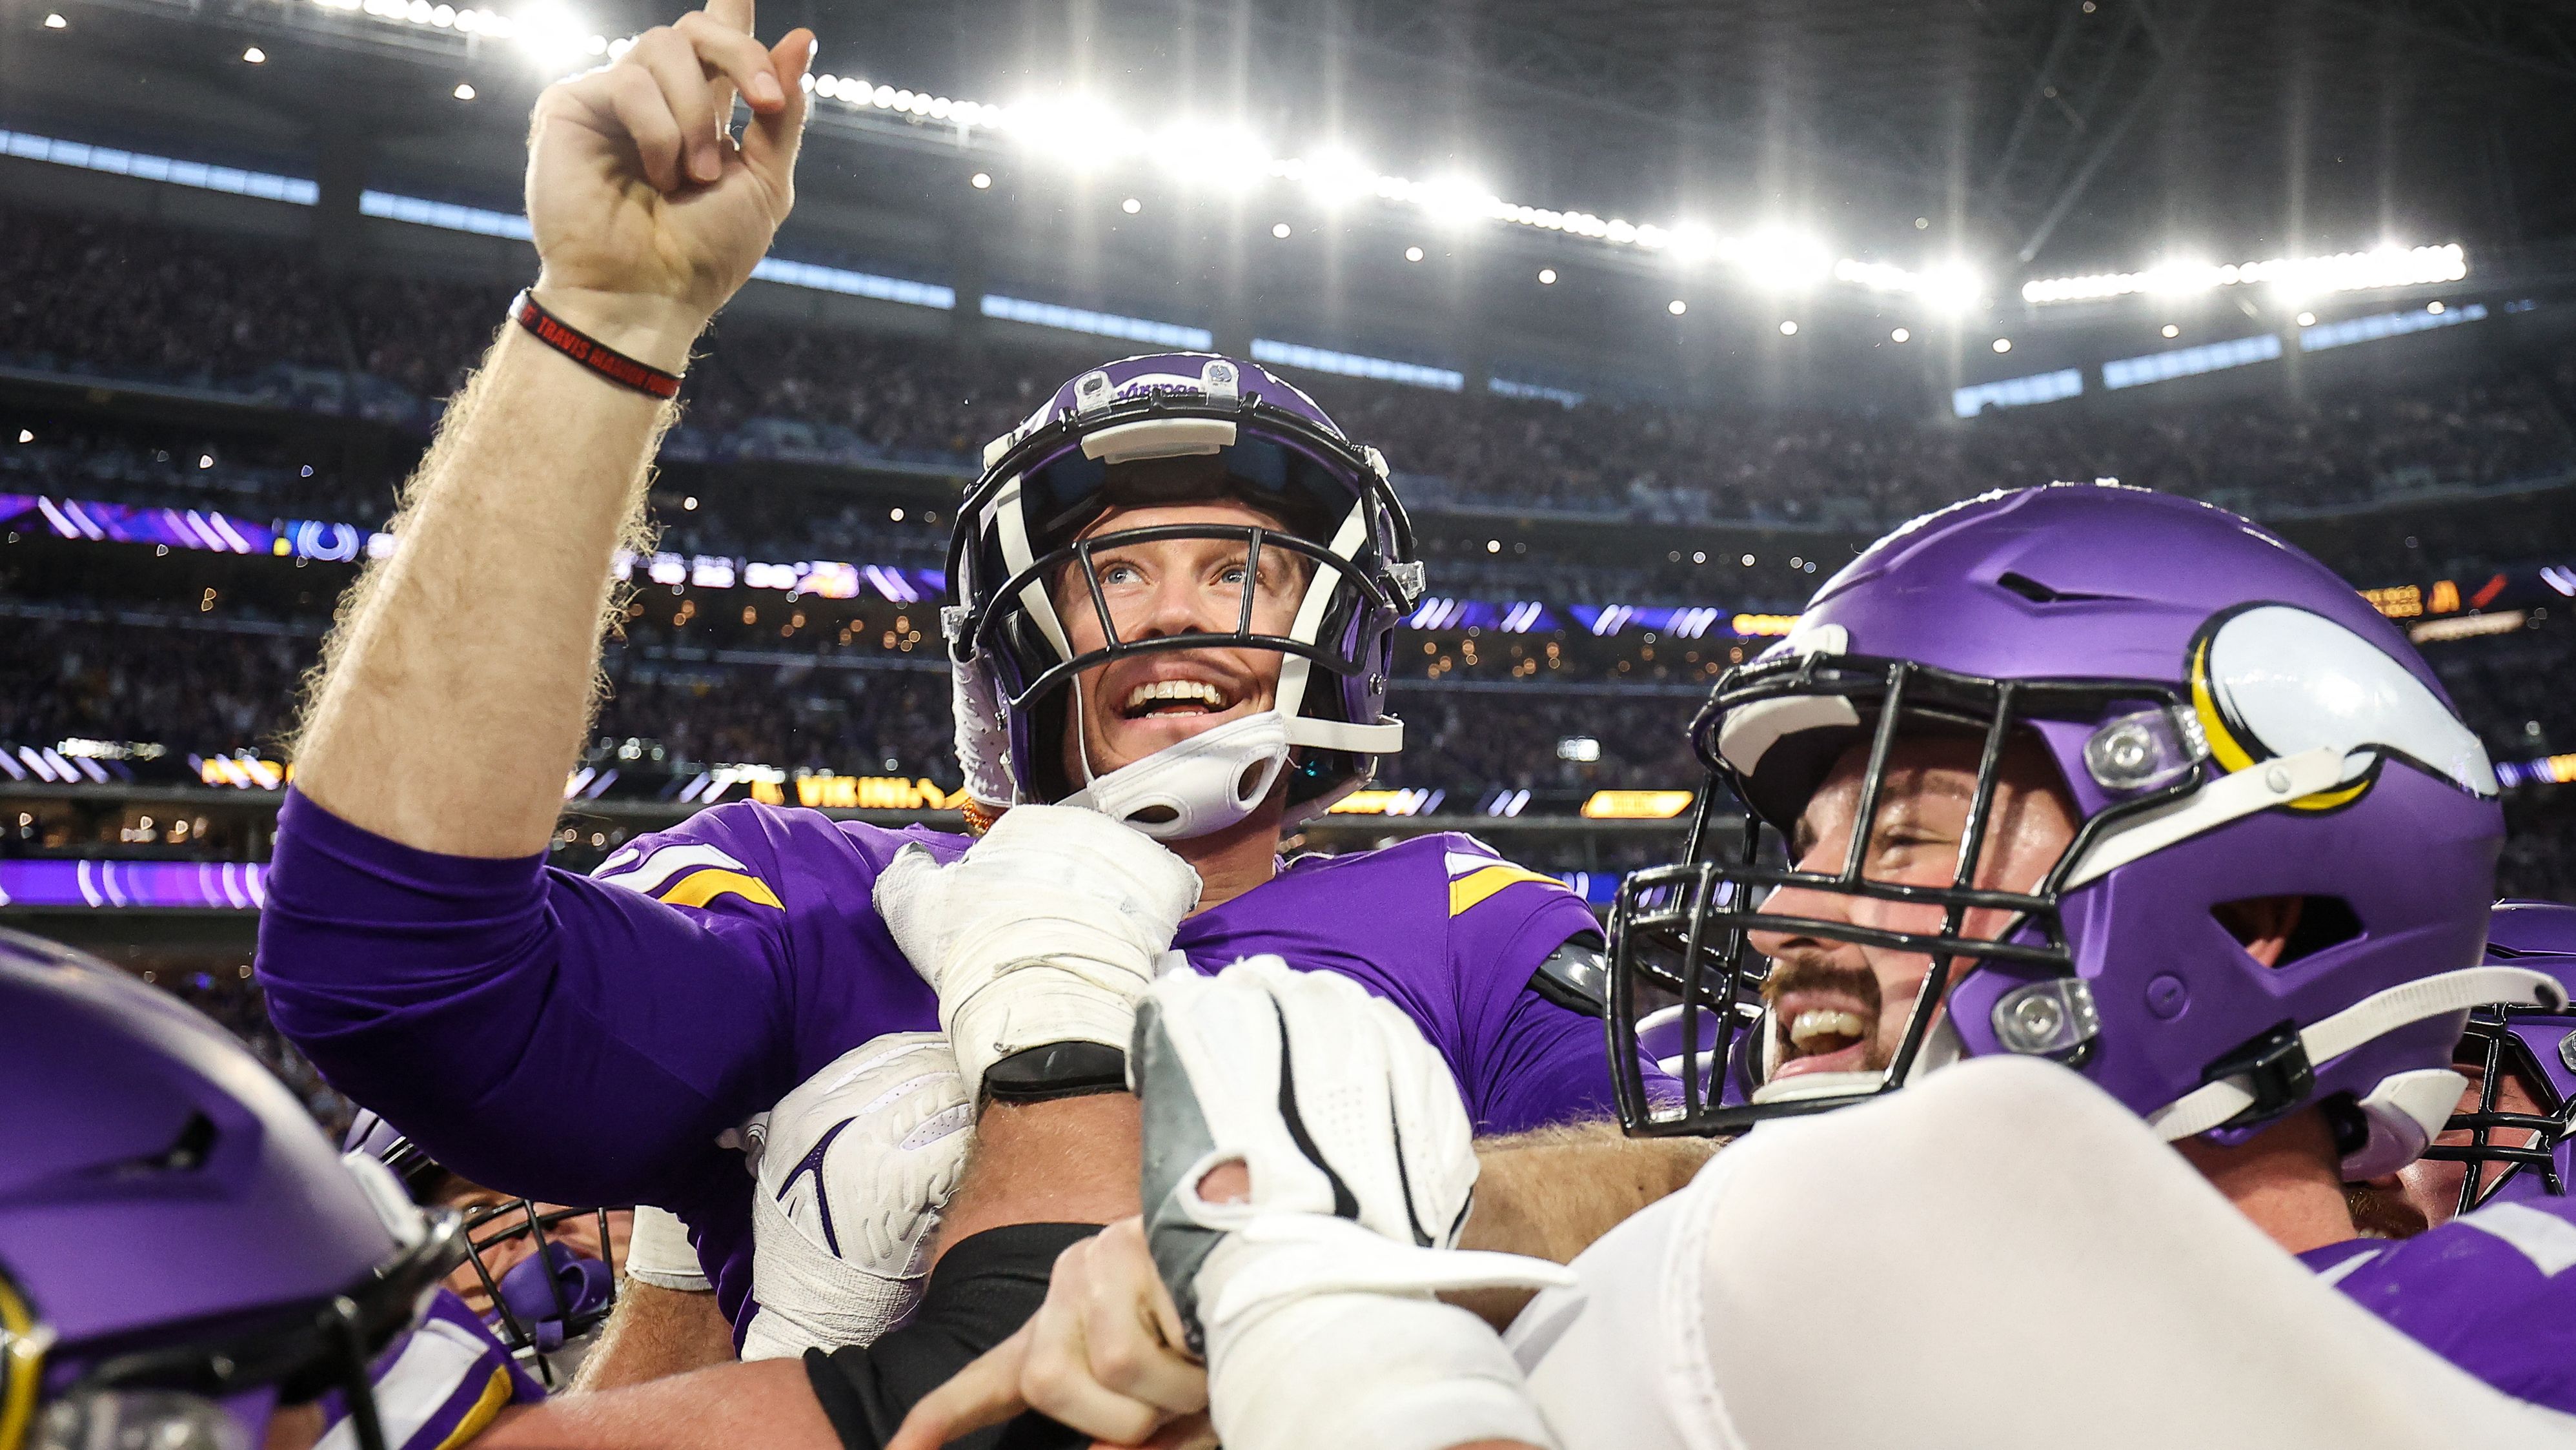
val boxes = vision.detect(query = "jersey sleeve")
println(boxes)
[254,789,935,1207]
[1437,838,1668,1134]
[2317,1196,2576,1414]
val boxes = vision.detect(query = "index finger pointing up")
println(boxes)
[700,0,753,119]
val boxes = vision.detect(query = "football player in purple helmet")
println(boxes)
[0,929,543,1450]
[254,5,1648,1444]
[2399,900,2576,1223]
[885,484,2576,1450]
[343,1111,628,1387]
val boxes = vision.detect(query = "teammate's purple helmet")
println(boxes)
[0,930,461,1450]
[2418,900,2576,1216]
[945,352,1421,836]
[1608,484,2559,1177]
[342,1111,618,1386]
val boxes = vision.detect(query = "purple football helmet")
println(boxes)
[1607,484,2560,1177]
[342,1112,617,1387]
[944,352,1421,837]
[0,929,462,1450]
[2416,900,2576,1216]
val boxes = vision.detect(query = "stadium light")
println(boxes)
[1993,337,2011,352]
[1667,299,1687,316]
[1271,221,1292,239]
[43,12,66,25]
[1537,267,1556,284]
[452,82,474,99]
[1120,196,1141,214]
[1405,245,1425,263]
[2021,244,2467,305]
[1778,320,1797,336]
[1889,327,1911,343]
[243,46,267,61]
[969,172,990,189]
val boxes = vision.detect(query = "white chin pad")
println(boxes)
[1064,711,1292,840]
[2340,1068,2468,1179]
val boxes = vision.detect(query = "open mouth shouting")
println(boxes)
[1764,961,1887,1083]
[1087,660,1268,768]
[1122,677,1233,719]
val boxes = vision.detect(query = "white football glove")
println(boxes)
[875,803,1202,1099]
[738,1032,975,1360]
[1132,957,1574,1450]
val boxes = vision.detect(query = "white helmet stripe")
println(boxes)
[993,477,1073,661]
[1272,502,1370,725]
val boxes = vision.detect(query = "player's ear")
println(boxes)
[2213,895,2307,968]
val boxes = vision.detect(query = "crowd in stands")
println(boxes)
[11,203,2576,538]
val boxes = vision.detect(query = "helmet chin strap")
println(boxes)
[1060,680,1293,841]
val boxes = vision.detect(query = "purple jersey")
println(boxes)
[2300,1196,2576,1413]
[257,790,1628,1333]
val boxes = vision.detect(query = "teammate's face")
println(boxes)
[1055,500,1310,783]
[1746,735,2079,1083]
[2395,1056,2550,1227]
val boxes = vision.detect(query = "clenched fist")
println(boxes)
[523,0,813,369]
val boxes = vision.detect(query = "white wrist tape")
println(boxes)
[622,1205,711,1293]
[1198,1215,1574,1331]
[875,804,1202,1098]
[1208,1290,1559,1450]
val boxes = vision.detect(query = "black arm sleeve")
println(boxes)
[801,1223,1102,1450]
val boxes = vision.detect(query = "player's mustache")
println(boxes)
[1758,952,1883,1017]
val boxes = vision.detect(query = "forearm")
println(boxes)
[478,1360,836,1450]
[570,1282,736,1393]
[929,1094,1142,1262]
[1441,1122,1717,1332]
[1463,1121,1718,1263]
[292,309,687,857]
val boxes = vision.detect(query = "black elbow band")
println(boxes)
[802,1222,1103,1450]
[982,1043,1131,1104]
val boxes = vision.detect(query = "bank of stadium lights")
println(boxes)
[291,0,2005,304]
[2020,243,2467,305]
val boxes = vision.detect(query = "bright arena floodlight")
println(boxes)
[299,0,2448,316]
[2020,243,2468,305]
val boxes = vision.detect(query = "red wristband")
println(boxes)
[507,291,684,400]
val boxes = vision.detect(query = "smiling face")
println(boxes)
[1744,733,2082,1085]
[1053,498,1315,788]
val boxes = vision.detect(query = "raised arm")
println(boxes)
[290,0,810,853]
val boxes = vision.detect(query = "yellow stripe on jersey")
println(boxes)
[657,868,785,911]
[431,1366,520,1450]
[1448,863,1565,917]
